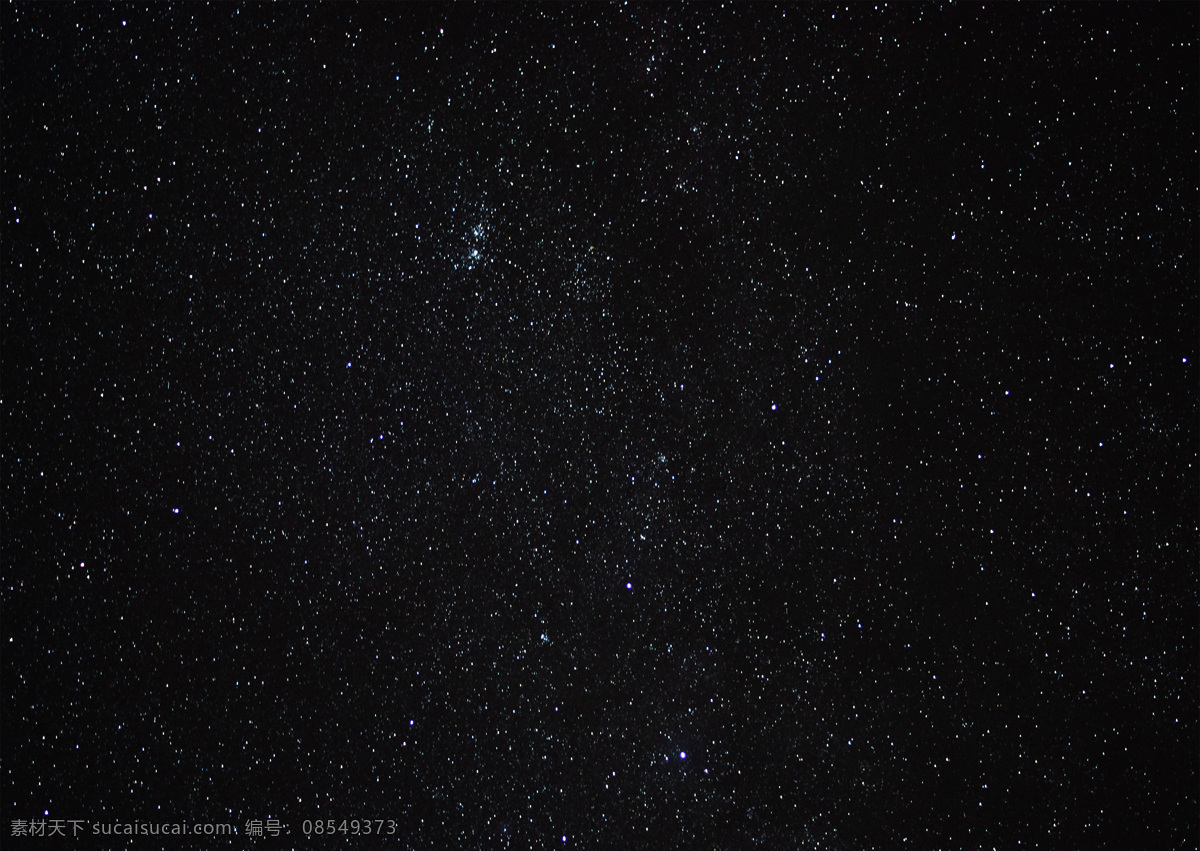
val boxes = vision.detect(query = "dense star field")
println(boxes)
[3,3,1197,848]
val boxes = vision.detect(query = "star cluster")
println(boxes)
[4,3,1196,848]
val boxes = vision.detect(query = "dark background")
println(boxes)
[4,3,1196,848]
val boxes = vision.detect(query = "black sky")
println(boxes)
[3,3,1197,848]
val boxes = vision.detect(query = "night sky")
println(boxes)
[3,3,1197,848]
